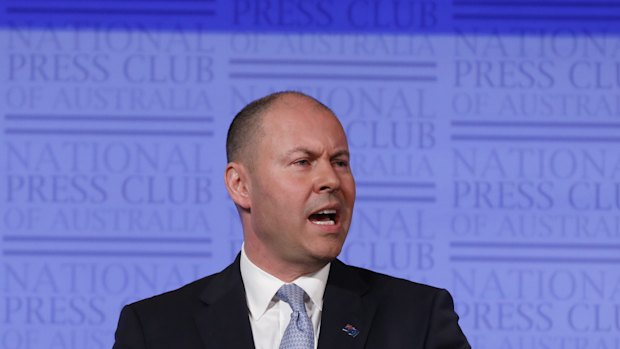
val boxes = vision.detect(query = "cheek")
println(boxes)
[251,173,309,216]
[342,179,356,201]
[255,189,304,224]
[249,184,280,227]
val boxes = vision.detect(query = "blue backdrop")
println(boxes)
[1,1,620,348]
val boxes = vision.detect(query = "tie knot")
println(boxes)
[276,284,307,313]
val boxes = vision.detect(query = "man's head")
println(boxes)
[224,91,356,281]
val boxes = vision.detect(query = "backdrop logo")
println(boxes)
[2,4,620,349]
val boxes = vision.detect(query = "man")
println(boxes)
[113,91,470,349]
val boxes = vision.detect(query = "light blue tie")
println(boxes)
[277,284,314,349]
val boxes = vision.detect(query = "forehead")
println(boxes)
[260,96,348,153]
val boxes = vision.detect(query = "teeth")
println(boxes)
[312,220,335,225]
[309,209,337,226]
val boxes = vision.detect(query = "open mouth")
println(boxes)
[308,209,338,226]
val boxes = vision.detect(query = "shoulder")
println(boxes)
[127,272,214,312]
[112,273,219,348]
[329,261,470,348]
[334,259,443,296]
[331,260,456,314]
[124,259,240,317]
[113,260,245,348]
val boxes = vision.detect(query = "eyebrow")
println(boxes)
[284,147,350,159]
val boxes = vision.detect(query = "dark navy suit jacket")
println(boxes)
[113,256,471,349]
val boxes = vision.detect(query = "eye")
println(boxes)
[293,159,311,167]
[333,159,349,168]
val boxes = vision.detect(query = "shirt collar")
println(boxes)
[240,244,330,320]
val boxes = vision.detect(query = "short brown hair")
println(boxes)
[226,91,334,163]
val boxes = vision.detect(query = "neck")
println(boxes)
[243,241,326,283]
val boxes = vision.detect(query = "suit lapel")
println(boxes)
[194,257,255,349]
[318,260,376,349]
[191,257,376,349]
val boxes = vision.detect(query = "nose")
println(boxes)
[314,160,341,193]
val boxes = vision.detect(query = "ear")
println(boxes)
[225,162,252,209]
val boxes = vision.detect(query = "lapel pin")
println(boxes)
[342,324,360,338]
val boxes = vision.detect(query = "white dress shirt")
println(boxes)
[240,246,330,349]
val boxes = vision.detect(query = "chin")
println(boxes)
[313,245,344,262]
